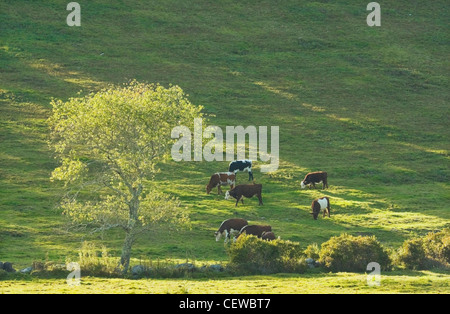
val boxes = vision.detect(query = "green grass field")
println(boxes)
[1,271,449,294]
[0,0,449,293]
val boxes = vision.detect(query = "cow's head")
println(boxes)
[310,205,320,220]
[214,231,221,241]
[310,212,318,220]
[206,185,212,194]
[301,181,306,189]
[224,191,231,200]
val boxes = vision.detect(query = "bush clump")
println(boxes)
[0,269,8,280]
[227,235,307,274]
[394,238,428,270]
[304,243,320,261]
[73,241,118,277]
[395,229,449,270]
[319,233,391,272]
[423,228,450,266]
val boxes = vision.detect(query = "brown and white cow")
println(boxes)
[310,197,331,220]
[301,171,328,189]
[206,172,236,195]
[215,218,248,243]
[224,184,263,207]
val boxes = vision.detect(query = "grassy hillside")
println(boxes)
[0,0,449,292]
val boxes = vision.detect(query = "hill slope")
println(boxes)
[0,0,449,271]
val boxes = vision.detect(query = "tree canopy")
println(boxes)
[48,81,203,272]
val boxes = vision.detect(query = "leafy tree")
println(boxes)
[48,81,203,273]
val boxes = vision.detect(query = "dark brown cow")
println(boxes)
[237,225,272,239]
[206,172,236,195]
[301,171,328,189]
[311,197,331,220]
[224,184,263,207]
[261,231,276,241]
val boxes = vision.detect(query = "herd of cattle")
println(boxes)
[208,160,331,243]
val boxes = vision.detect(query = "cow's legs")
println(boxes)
[248,171,254,181]
[224,230,229,243]
[236,195,244,206]
[257,194,263,205]
[218,185,222,195]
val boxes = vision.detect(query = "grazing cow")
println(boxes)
[301,171,328,189]
[228,160,254,181]
[215,218,248,243]
[224,184,263,207]
[310,197,331,220]
[237,225,272,239]
[261,231,276,241]
[206,172,236,195]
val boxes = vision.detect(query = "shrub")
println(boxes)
[227,235,307,274]
[30,263,69,278]
[394,238,428,270]
[0,269,8,280]
[131,259,202,279]
[319,233,391,272]
[395,229,450,270]
[304,243,320,261]
[74,241,119,277]
[423,228,450,267]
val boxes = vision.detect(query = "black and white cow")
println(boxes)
[301,171,328,189]
[228,160,253,181]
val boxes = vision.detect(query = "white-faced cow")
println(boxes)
[301,171,328,189]
[206,172,236,195]
[215,218,248,243]
[228,160,253,181]
[311,197,331,220]
[224,184,263,207]
[237,224,272,239]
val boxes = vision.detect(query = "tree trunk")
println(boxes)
[119,228,134,273]
[118,185,142,274]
